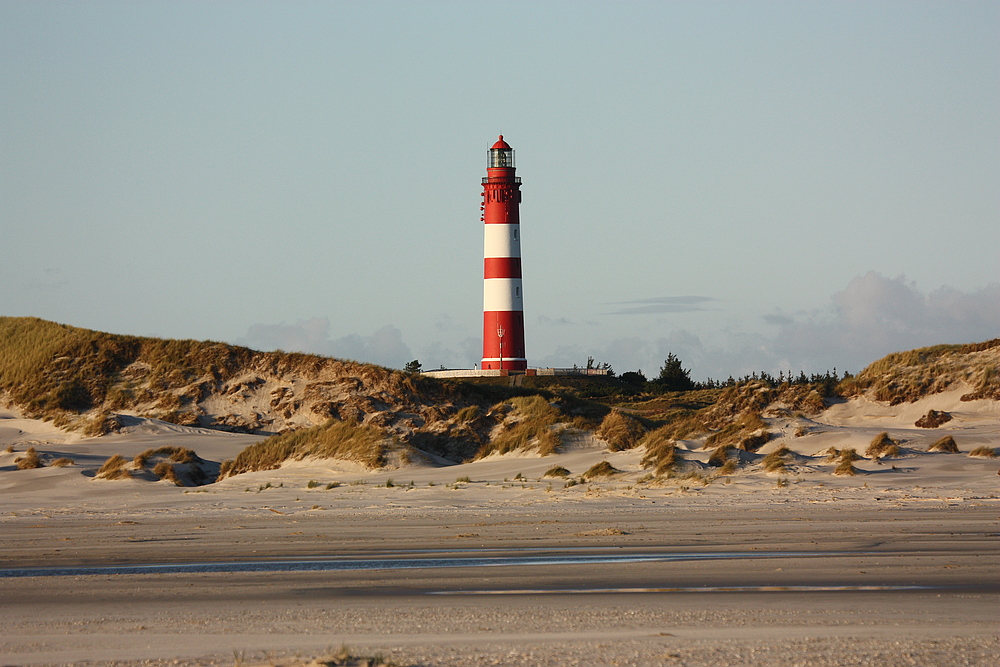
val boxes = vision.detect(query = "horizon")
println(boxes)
[2,2,997,379]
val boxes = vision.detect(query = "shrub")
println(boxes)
[596,409,647,452]
[866,432,900,458]
[15,447,42,469]
[96,454,132,480]
[928,436,959,453]
[543,466,570,478]
[583,461,621,479]
[915,409,952,428]
[968,446,997,458]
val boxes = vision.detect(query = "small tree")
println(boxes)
[403,359,422,373]
[656,353,693,391]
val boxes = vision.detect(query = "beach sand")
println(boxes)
[1,388,998,666]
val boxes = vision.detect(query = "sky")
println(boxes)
[2,1,998,381]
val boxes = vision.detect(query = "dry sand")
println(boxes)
[1,388,998,666]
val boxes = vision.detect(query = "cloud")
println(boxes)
[549,273,1000,381]
[768,272,1000,373]
[236,317,413,369]
[604,296,717,316]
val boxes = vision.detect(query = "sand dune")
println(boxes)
[1,389,998,666]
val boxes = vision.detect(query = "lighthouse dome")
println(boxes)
[491,135,511,150]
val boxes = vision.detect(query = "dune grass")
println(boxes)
[134,446,199,467]
[583,460,622,479]
[14,447,42,470]
[866,432,901,458]
[152,461,182,485]
[639,425,683,476]
[595,409,647,451]
[718,458,739,475]
[704,412,768,451]
[221,419,387,477]
[543,465,571,478]
[839,339,1000,403]
[928,435,959,453]
[968,446,997,458]
[761,446,791,473]
[708,443,735,467]
[477,395,565,458]
[834,459,859,476]
[50,457,74,467]
[96,454,132,480]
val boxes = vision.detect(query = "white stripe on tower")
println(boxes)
[481,135,526,371]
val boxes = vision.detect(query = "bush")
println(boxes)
[915,409,952,428]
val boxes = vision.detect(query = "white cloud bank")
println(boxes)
[235,272,999,379]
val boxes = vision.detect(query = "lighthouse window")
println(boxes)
[515,286,520,297]
[513,229,518,240]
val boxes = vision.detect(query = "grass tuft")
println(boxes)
[152,461,182,485]
[543,465,570,478]
[761,446,791,473]
[479,395,565,458]
[14,447,43,469]
[834,459,859,476]
[640,426,682,476]
[222,419,387,477]
[968,446,997,458]
[718,458,739,475]
[595,409,647,451]
[583,460,621,479]
[865,432,901,458]
[49,457,75,467]
[96,454,132,480]
[928,435,959,453]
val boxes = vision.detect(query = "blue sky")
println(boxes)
[2,1,998,380]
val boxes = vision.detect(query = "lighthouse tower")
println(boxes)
[481,135,526,371]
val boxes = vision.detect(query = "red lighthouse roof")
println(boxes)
[491,135,511,149]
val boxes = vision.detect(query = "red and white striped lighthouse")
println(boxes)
[481,135,526,371]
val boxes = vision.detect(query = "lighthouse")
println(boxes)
[481,135,526,371]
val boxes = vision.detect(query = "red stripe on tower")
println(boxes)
[481,135,526,370]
